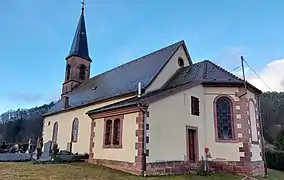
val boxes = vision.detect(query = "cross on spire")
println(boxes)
[81,0,85,13]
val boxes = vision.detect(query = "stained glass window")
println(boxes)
[104,120,112,145]
[113,119,121,145]
[52,122,58,143]
[216,97,233,139]
[71,118,79,142]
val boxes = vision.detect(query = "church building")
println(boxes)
[42,5,265,177]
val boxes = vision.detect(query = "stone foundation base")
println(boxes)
[88,158,265,177]
[89,159,197,176]
[209,160,265,177]
[251,161,265,177]
[146,161,197,176]
[88,158,142,175]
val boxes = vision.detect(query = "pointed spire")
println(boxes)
[66,0,91,61]
[81,0,85,13]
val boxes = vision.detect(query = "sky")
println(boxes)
[0,0,284,113]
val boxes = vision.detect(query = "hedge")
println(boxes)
[265,149,284,170]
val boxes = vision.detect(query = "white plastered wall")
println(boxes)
[147,86,245,163]
[204,87,244,161]
[146,46,190,93]
[92,112,138,162]
[147,85,205,163]
[42,96,134,154]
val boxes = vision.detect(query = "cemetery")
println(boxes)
[0,138,282,179]
[0,138,88,164]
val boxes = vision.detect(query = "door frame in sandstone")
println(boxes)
[186,126,199,163]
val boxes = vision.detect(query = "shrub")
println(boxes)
[51,143,60,160]
[274,130,284,151]
[82,153,89,159]
[196,157,211,176]
[265,149,284,170]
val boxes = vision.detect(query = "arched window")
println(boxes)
[66,64,71,80]
[249,100,258,142]
[113,119,121,145]
[178,57,184,67]
[52,122,58,143]
[71,118,79,142]
[79,64,86,80]
[104,120,112,145]
[216,97,233,140]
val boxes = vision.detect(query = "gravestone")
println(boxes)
[32,149,38,160]
[39,141,52,160]
[0,153,31,161]
[26,139,31,154]
[67,142,72,152]
[36,137,43,159]
[14,144,19,153]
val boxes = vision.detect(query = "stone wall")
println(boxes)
[209,160,264,177]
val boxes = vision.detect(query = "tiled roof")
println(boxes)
[86,97,139,115]
[86,60,261,115]
[45,41,189,116]
[164,60,260,92]
[163,60,245,89]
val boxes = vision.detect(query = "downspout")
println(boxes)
[137,82,147,176]
[202,89,207,159]
[257,94,268,177]
[137,102,148,176]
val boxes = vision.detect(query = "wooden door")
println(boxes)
[188,129,197,163]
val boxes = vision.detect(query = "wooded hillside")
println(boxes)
[0,92,282,144]
[0,102,54,143]
[261,92,284,144]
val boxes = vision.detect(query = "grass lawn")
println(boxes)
[258,169,284,180]
[0,162,282,180]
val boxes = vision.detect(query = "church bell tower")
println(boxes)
[62,2,91,98]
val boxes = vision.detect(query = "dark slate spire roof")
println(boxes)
[66,7,91,61]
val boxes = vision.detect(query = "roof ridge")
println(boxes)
[144,41,185,89]
[202,60,208,79]
[85,40,184,83]
[205,60,244,81]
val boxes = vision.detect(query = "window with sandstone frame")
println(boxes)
[103,115,123,148]
[191,96,200,116]
[214,95,238,143]
[249,99,259,144]
[113,118,121,145]
[71,118,79,143]
[104,120,112,146]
